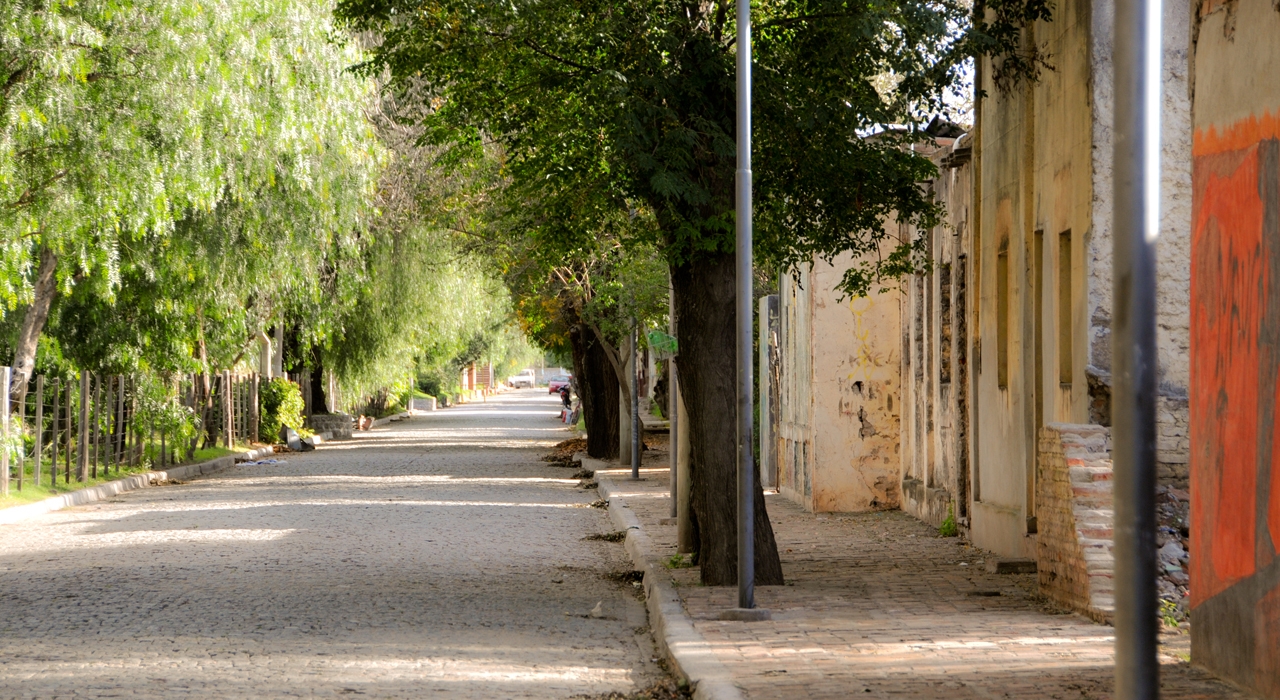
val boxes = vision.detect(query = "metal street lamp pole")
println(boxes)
[1112,0,1161,695]
[735,0,756,612]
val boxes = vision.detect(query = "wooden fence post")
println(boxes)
[90,374,101,479]
[2,367,10,496]
[77,371,89,482]
[250,374,259,443]
[51,379,59,485]
[15,373,24,492]
[64,379,72,483]
[224,370,233,450]
[132,378,142,467]
[109,377,117,473]
[34,376,43,487]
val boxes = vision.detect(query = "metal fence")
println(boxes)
[1,369,263,496]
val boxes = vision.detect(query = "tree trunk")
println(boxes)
[309,347,328,415]
[671,252,783,586]
[570,322,619,460]
[9,246,58,410]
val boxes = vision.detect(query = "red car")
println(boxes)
[548,375,572,394]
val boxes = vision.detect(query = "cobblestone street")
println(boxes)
[0,390,662,698]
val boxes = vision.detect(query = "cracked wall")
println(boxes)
[777,253,902,512]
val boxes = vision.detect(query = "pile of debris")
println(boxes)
[1155,484,1191,624]
[542,437,587,467]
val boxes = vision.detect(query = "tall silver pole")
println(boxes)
[1112,0,1161,695]
[735,0,756,611]
[630,322,641,480]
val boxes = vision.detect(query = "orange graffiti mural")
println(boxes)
[1191,112,1280,696]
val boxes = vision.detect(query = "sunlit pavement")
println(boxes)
[0,389,661,698]
[600,462,1258,700]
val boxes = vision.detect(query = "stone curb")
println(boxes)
[581,455,745,700]
[304,431,335,448]
[0,445,276,527]
[371,412,410,428]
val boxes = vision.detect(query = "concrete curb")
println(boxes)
[0,446,276,527]
[582,455,745,700]
[371,412,410,428]
[303,431,334,448]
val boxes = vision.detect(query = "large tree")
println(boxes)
[336,0,1036,585]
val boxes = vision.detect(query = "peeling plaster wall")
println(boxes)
[777,255,902,512]
[1088,0,1193,483]
[900,139,973,528]
[1189,0,1280,693]
[968,0,1193,558]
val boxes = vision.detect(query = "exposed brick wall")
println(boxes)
[1156,395,1189,486]
[1036,424,1114,622]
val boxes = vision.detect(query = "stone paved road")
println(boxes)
[0,390,661,698]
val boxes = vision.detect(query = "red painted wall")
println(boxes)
[1191,109,1280,697]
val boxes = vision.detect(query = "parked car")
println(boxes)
[508,369,536,388]
[547,374,572,394]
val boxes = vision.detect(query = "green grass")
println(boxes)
[0,443,251,510]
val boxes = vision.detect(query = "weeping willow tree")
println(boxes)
[319,86,538,406]
[1,0,383,406]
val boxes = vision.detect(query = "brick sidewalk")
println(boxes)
[596,457,1256,700]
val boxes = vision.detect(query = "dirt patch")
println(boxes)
[604,569,643,584]
[542,438,587,466]
[571,678,691,700]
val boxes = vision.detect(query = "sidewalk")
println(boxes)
[591,454,1256,700]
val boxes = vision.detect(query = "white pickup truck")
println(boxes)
[507,369,536,388]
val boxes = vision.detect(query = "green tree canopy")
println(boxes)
[333,0,1036,585]
[1,0,384,400]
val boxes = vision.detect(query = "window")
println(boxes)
[996,244,1009,389]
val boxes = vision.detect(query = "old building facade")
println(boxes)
[957,0,1190,557]
[771,0,1194,552]
[774,255,902,513]
[1189,0,1280,693]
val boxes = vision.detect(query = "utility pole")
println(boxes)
[725,0,767,621]
[1112,0,1161,695]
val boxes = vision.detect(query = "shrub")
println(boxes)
[939,503,959,537]
[260,378,304,442]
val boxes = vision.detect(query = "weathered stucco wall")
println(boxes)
[1089,0,1194,483]
[778,255,902,512]
[900,138,973,528]
[1189,0,1280,694]
[968,0,1192,558]
[778,266,813,504]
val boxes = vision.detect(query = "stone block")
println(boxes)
[306,413,353,440]
[985,558,1037,574]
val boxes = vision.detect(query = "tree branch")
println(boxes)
[712,1,729,42]
[4,170,68,210]
[760,12,857,28]
[2,62,29,101]
[481,30,600,75]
